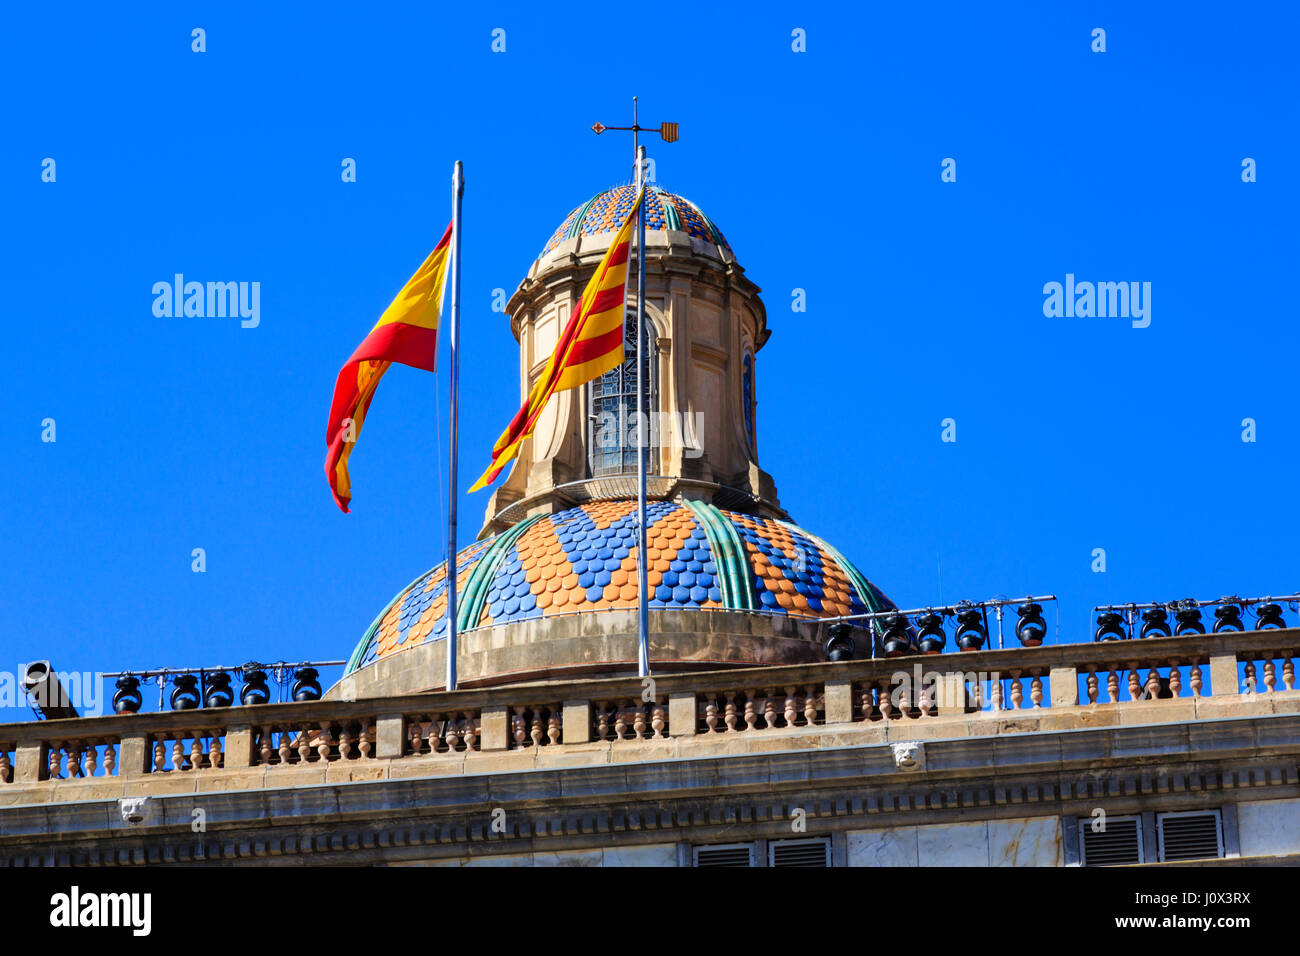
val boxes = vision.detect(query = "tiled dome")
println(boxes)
[346,500,897,674]
[539,184,733,259]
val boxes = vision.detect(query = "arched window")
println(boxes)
[742,352,756,454]
[587,314,658,477]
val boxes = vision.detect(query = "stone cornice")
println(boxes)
[3,712,1298,866]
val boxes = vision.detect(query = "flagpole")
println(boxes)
[446,160,464,692]
[634,139,651,679]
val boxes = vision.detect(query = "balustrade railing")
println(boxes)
[509,704,562,749]
[2,628,1298,787]
[697,686,824,733]
[592,699,667,741]
[148,730,225,773]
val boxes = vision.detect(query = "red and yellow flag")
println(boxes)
[469,190,642,492]
[325,222,453,512]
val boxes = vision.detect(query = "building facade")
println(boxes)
[2,180,1298,867]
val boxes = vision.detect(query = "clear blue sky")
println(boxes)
[3,2,1295,718]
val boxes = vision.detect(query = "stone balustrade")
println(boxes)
[1,628,1297,789]
[591,699,667,741]
[697,686,823,733]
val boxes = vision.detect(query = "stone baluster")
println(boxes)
[359,724,373,759]
[651,705,666,738]
[971,680,983,712]
[49,746,62,779]
[463,717,479,751]
[632,706,647,740]
[725,695,740,732]
[1264,660,1277,693]
[1008,674,1023,710]
[1087,672,1099,704]
[858,685,875,720]
[260,731,273,765]
[547,711,562,745]
[989,679,1003,711]
[511,708,527,748]
[103,742,116,776]
[1145,668,1160,702]
[1127,669,1141,702]
[1030,674,1043,708]
[278,730,292,765]
[85,742,98,777]
[898,677,913,717]
[153,741,166,773]
[190,737,204,770]
[804,690,819,726]
[879,679,895,719]
[1169,666,1182,698]
[209,734,222,769]
[1284,658,1295,691]
[447,717,464,752]
[613,706,628,741]
[763,691,779,729]
[704,698,719,733]
[1107,671,1120,703]
[529,710,544,747]
[296,729,312,763]
[1244,661,1257,694]
[410,721,425,756]
[339,727,353,760]
[1190,664,1203,697]
[743,693,758,731]
[918,679,933,718]
[315,726,333,763]
[172,739,185,771]
[783,688,798,727]
[596,703,610,741]
[0,751,10,783]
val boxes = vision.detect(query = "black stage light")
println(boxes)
[240,669,271,706]
[203,672,233,708]
[1016,602,1047,647]
[1213,603,1244,633]
[824,623,856,661]
[1255,602,1286,630]
[112,675,142,715]
[916,612,946,655]
[292,667,322,702]
[954,607,987,651]
[1173,599,1205,636]
[170,674,201,710]
[879,614,913,657]
[1140,607,1171,639]
[1095,611,1125,642]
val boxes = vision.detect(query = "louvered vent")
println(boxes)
[693,843,754,867]
[1158,812,1222,861]
[1080,817,1143,866]
[768,838,830,867]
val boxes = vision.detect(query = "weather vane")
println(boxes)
[591,96,678,161]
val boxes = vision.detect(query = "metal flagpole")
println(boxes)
[446,160,464,692]
[589,100,678,679]
[634,139,650,678]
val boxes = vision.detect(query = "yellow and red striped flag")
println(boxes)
[469,189,642,492]
[325,222,453,512]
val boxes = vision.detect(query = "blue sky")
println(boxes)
[2,2,1295,717]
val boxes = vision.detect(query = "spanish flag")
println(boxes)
[325,222,453,512]
[470,189,642,492]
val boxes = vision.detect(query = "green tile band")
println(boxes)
[456,514,544,632]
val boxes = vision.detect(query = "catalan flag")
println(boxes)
[470,188,642,492]
[325,222,453,512]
